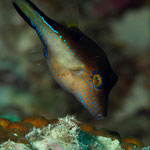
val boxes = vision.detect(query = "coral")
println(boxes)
[79,124,95,134]
[21,116,49,128]
[0,140,31,150]
[0,115,149,150]
[0,118,11,130]
[121,142,137,150]
[0,126,8,144]
[121,137,144,148]
[48,118,58,124]
[94,128,121,141]
[7,122,29,132]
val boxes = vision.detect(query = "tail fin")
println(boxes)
[12,0,61,58]
[12,0,59,30]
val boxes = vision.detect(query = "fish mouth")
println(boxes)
[94,94,108,120]
[95,112,107,120]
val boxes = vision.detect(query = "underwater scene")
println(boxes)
[0,0,150,149]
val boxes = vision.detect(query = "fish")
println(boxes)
[12,0,118,120]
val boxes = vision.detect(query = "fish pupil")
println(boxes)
[94,77,99,83]
[93,76,99,86]
[93,74,103,88]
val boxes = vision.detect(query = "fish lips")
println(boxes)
[94,93,109,120]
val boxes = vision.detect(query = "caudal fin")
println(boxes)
[12,0,59,30]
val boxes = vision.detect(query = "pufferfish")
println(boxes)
[12,0,118,120]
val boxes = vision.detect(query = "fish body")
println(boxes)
[12,0,118,120]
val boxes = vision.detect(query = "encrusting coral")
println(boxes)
[21,116,49,128]
[0,118,11,130]
[0,115,149,150]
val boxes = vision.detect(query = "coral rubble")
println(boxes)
[0,115,150,150]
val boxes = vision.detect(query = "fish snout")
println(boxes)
[95,111,107,120]
[93,94,108,120]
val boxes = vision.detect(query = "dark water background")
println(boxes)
[0,0,150,146]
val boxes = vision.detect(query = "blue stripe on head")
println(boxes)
[44,45,48,58]
[33,10,59,34]
[91,107,99,115]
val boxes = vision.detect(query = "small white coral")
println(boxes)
[0,115,150,150]
[97,137,122,150]
[25,115,80,150]
[0,140,30,150]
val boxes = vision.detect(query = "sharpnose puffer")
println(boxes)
[12,0,118,120]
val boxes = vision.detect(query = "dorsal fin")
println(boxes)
[65,2,79,28]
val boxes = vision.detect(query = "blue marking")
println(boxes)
[48,32,51,39]
[36,26,40,36]
[63,40,66,42]
[71,53,74,55]
[39,25,43,33]
[65,43,67,46]
[98,73,103,88]
[85,97,87,100]
[88,75,93,79]
[90,70,96,75]
[44,46,48,58]
[67,47,69,49]
[45,30,48,36]
[26,14,35,27]
[33,18,36,23]
[42,27,46,34]
[60,36,62,38]
[81,100,88,110]
[38,22,42,28]
[93,85,99,93]
[90,104,98,111]
[89,101,96,108]
[34,10,58,34]
[91,107,99,115]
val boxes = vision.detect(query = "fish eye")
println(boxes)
[93,74,103,88]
